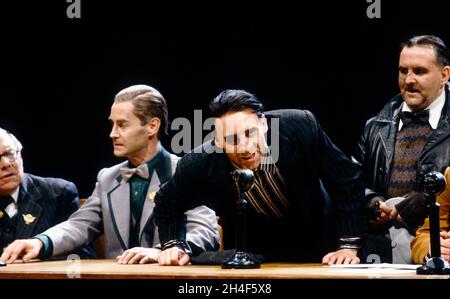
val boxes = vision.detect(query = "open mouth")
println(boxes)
[406,89,419,94]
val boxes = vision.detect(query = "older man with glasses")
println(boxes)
[0,128,94,259]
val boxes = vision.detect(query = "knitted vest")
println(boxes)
[387,121,433,197]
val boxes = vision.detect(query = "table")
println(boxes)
[0,260,448,279]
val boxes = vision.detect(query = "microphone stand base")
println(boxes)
[221,251,261,269]
[416,257,450,275]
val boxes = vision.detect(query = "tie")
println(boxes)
[0,195,14,221]
[119,163,149,182]
[399,110,430,127]
[0,196,14,210]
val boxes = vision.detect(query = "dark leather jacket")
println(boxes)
[352,84,450,202]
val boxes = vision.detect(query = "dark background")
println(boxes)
[1,0,449,197]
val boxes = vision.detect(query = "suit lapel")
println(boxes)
[107,178,130,250]
[373,96,404,175]
[15,175,43,239]
[422,118,449,155]
[421,98,450,157]
[138,171,158,241]
[208,151,236,213]
[377,121,396,167]
[138,148,173,242]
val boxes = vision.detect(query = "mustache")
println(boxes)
[405,84,419,92]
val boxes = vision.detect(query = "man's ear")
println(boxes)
[147,117,161,137]
[441,66,450,85]
[16,151,24,175]
[260,114,268,134]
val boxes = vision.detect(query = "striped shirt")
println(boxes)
[232,152,289,218]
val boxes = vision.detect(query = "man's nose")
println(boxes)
[237,136,257,153]
[234,136,246,153]
[405,70,416,84]
[0,156,12,168]
[110,126,119,138]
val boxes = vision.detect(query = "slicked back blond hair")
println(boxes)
[0,128,23,151]
[114,85,168,137]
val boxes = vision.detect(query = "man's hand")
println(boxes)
[322,249,360,265]
[116,247,161,264]
[0,239,43,263]
[440,231,450,261]
[371,201,404,225]
[158,247,190,266]
[374,201,393,223]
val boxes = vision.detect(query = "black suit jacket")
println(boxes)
[14,173,95,258]
[155,109,364,262]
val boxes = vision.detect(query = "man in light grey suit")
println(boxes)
[0,85,220,264]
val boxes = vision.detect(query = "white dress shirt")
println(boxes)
[399,89,446,131]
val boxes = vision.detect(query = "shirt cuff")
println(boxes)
[33,234,53,259]
[337,237,362,250]
[162,239,190,253]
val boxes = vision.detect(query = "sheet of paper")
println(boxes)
[329,263,420,270]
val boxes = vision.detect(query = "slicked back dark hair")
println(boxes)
[209,89,264,118]
[400,35,450,67]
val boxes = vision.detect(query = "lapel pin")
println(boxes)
[0,211,4,219]
[148,191,156,201]
[22,214,36,225]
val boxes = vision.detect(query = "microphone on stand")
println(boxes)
[422,172,446,195]
[417,171,450,275]
[231,169,256,194]
[222,169,261,269]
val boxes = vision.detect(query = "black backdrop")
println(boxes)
[1,0,449,197]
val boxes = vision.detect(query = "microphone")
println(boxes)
[231,169,255,193]
[422,171,446,196]
[222,168,260,269]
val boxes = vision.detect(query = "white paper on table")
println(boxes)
[328,263,421,270]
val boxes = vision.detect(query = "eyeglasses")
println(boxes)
[0,149,18,163]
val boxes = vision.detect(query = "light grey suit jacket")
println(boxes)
[41,150,220,259]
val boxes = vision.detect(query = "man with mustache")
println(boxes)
[352,35,450,263]
[155,89,365,265]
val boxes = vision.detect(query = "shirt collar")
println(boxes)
[399,89,446,131]
[10,187,19,203]
[127,142,163,170]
